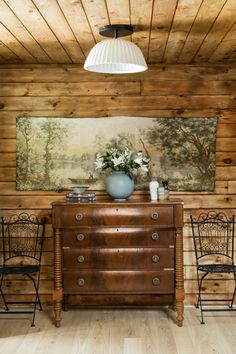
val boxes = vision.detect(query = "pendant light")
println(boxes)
[84,24,148,74]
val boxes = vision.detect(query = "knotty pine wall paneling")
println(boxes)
[0,64,236,306]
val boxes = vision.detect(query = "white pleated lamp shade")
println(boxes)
[84,38,148,74]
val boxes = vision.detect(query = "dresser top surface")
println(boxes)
[51,197,184,207]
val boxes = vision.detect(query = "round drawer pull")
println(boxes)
[78,278,85,286]
[75,213,83,221]
[77,233,85,241]
[152,277,160,286]
[151,212,158,220]
[77,255,85,263]
[152,255,160,263]
[151,232,159,240]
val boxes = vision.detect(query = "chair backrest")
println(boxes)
[1,213,46,265]
[190,211,235,263]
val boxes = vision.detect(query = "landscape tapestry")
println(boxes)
[16,116,217,191]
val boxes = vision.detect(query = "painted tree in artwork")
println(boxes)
[40,120,67,186]
[146,118,216,190]
[16,117,34,184]
[105,133,135,152]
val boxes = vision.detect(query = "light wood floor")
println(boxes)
[0,306,236,354]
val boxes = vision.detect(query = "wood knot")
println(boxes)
[176,110,184,115]
[224,158,232,165]
[0,103,5,109]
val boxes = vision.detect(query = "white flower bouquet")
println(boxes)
[95,148,150,179]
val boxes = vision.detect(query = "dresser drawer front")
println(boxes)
[63,270,174,293]
[63,247,174,269]
[58,206,174,227]
[62,228,174,247]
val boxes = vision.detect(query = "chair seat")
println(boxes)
[0,265,40,275]
[198,264,236,273]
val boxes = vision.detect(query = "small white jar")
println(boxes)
[149,177,159,201]
[158,187,165,201]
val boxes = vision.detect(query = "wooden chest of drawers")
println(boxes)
[52,198,184,327]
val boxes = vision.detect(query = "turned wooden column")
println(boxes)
[175,206,185,326]
[53,228,62,327]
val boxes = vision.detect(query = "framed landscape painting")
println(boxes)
[16,116,217,191]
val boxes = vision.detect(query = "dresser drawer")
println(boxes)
[63,247,174,269]
[62,228,174,247]
[58,205,174,227]
[63,270,174,293]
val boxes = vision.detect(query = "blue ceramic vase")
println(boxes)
[105,171,134,201]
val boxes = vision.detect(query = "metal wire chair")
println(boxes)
[190,211,236,324]
[0,213,46,326]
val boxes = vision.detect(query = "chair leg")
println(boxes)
[196,272,208,308]
[229,272,236,308]
[196,272,208,324]
[0,275,9,311]
[26,273,42,327]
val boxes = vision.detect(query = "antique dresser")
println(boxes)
[52,198,184,327]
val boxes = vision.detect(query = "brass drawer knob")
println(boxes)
[152,277,160,286]
[151,232,159,240]
[75,213,83,221]
[152,255,160,263]
[77,255,85,263]
[151,212,158,220]
[78,278,85,286]
[77,233,85,241]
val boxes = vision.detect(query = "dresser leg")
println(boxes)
[176,300,184,327]
[54,300,62,327]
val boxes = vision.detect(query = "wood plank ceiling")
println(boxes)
[0,0,235,65]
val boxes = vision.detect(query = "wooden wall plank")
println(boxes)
[0,153,15,167]
[228,181,236,194]
[217,138,236,151]
[216,152,236,166]
[0,95,235,110]
[0,126,15,138]
[0,139,15,152]
[0,194,235,210]
[0,64,236,82]
[142,80,236,96]
[0,168,15,181]
[0,82,141,97]
[216,166,236,180]
[217,124,236,138]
